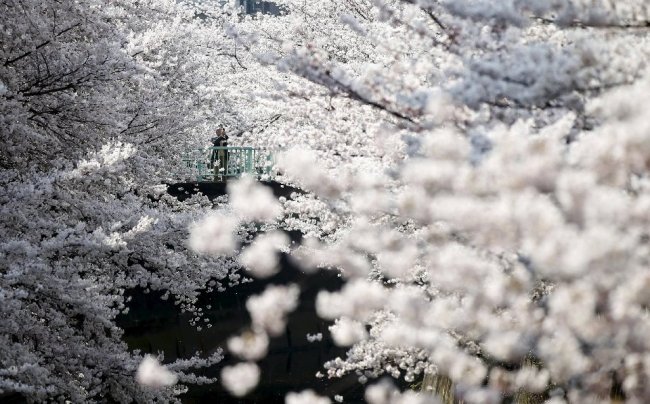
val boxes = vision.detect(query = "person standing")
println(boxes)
[209,125,228,182]
[216,126,229,180]
[210,126,229,181]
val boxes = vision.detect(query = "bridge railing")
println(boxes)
[180,146,276,182]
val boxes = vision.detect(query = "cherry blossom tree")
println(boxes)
[206,1,650,402]
[0,0,260,401]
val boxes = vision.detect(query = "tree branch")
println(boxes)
[3,23,82,67]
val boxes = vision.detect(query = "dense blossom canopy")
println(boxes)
[0,0,244,401]
[3,0,650,402]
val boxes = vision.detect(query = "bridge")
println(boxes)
[179,146,275,182]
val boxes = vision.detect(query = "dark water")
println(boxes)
[117,181,365,403]
[118,255,365,403]
[165,180,303,202]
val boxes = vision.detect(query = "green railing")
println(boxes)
[180,146,275,182]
